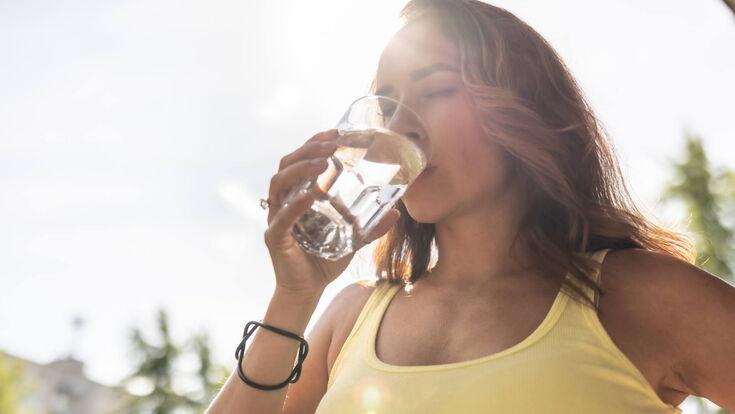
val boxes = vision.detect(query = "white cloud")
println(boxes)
[257,82,305,121]
[217,178,268,228]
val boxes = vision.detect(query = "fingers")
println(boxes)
[306,128,338,144]
[265,187,317,247]
[279,130,338,171]
[268,157,329,208]
[267,129,339,224]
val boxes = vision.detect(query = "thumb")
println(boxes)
[361,208,401,245]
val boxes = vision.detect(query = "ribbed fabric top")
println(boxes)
[314,248,682,413]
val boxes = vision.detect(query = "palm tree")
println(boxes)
[187,332,230,411]
[120,308,230,414]
[121,308,198,414]
[662,132,734,280]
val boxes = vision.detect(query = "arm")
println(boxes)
[631,249,735,409]
[666,259,735,409]
[205,287,323,414]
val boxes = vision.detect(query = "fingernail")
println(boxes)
[311,157,327,165]
[320,141,337,148]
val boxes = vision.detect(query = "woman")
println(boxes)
[207,1,735,413]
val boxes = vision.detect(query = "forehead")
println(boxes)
[378,18,459,75]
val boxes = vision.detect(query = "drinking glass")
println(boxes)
[283,94,432,261]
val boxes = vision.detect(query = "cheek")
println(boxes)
[406,92,509,197]
[433,103,497,178]
[436,122,510,195]
[453,145,506,191]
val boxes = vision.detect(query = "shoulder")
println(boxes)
[599,247,727,306]
[600,247,688,289]
[601,247,733,311]
[601,247,735,408]
[596,247,688,331]
[327,279,383,321]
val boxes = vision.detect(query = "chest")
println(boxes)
[374,289,556,366]
[370,285,682,407]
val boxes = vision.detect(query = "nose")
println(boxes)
[383,103,432,166]
[383,99,428,147]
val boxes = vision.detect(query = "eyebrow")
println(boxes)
[375,62,459,96]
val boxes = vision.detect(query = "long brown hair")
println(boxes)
[368,0,696,311]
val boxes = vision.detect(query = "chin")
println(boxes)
[401,183,439,222]
[401,199,444,224]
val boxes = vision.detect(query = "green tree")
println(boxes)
[120,308,229,414]
[121,308,197,414]
[661,131,734,414]
[187,332,230,411]
[662,132,734,280]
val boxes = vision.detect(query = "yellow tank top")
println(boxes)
[314,248,682,413]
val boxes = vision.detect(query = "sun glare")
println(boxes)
[278,1,405,124]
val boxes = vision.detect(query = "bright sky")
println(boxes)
[1,0,733,409]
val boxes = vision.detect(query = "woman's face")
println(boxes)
[375,17,515,223]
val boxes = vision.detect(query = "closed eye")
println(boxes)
[425,88,456,98]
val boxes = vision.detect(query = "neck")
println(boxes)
[424,183,535,292]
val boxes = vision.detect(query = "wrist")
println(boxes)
[263,287,323,337]
[273,286,324,306]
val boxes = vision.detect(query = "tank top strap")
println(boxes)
[326,279,400,389]
[589,248,613,280]
[347,279,397,338]
[588,248,613,307]
[564,248,613,309]
[362,281,403,340]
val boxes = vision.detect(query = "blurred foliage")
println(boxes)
[661,131,734,413]
[188,331,231,411]
[662,131,735,280]
[119,308,229,414]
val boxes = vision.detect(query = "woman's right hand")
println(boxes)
[263,129,401,298]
